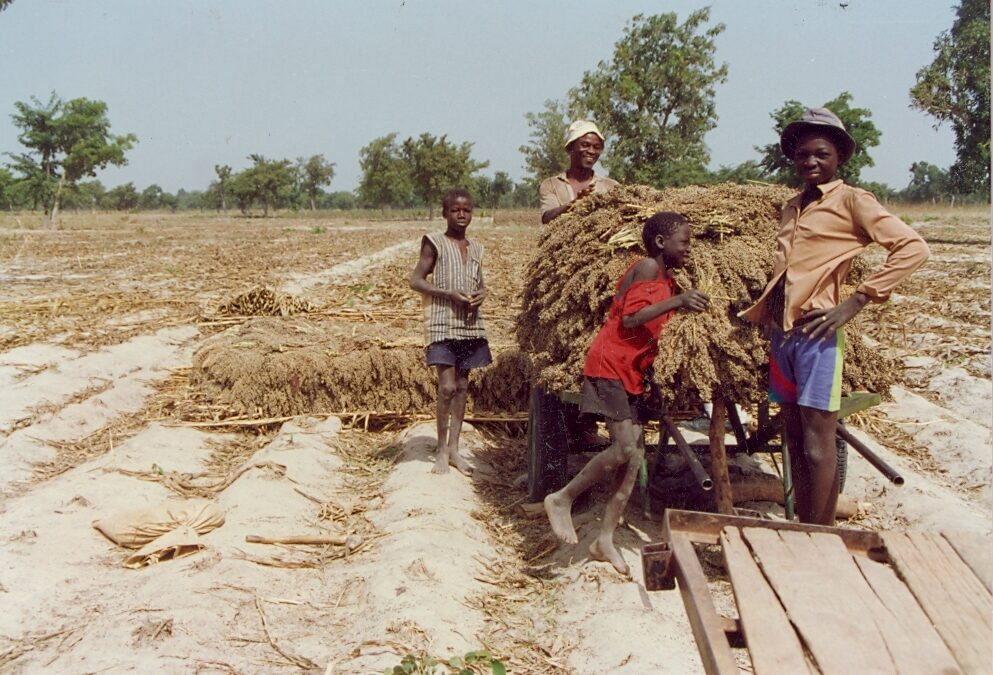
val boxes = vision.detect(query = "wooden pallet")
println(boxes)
[642,510,992,674]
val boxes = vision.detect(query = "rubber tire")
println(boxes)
[835,420,849,494]
[527,388,570,501]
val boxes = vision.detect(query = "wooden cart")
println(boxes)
[641,509,992,674]
[527,385,887,516]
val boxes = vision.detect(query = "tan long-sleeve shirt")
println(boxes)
[739,179,930,331]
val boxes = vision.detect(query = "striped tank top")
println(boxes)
[422,232,487,344]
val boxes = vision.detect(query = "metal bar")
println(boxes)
[835,422,904,486]
[723,397,752,453]
[669,532,742,675]
[661,415,714,491]
[782,435,795,521]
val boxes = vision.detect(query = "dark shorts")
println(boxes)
[579,376,655,425]
[425,338,493,374]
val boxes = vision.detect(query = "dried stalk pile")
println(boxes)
[516,183,894,407]
[192,317,531,417]
[216,286,313,317]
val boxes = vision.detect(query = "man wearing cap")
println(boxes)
[539,120,620,225]
[740,107,929,526]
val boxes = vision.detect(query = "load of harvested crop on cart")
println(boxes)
[516,183,894,407]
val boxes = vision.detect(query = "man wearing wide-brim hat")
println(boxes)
[739,106,930,526]
[539,120,620,225]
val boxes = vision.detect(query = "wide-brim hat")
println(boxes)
[565,120,605,149]
[780,107,856,163]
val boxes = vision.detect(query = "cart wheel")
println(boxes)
[527,388,569,502]
[836,420,848,494]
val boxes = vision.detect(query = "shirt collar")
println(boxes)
[789,178,845,207]
[554,171,601,183]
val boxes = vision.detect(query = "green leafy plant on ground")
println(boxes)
[385,650,506,675]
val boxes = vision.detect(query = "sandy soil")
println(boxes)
[0,210,989,674]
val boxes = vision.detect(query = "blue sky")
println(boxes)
[0,0,959,194]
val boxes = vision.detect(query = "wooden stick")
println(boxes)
[708,395,734,515]
[246,534,351,546]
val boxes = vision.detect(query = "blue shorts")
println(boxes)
[425,338,492,375]
[769,326,845,412]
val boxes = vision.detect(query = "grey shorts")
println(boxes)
[579,376,656,425]
[425,338,492,374]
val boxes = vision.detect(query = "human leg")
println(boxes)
[444,370,472,476]
[432,365,457,474]
[544,418,639,545]
[589,419,643,575]
[798,406,839,524]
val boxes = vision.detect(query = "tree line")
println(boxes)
[1,2,987,220]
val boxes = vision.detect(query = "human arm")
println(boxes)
[409,239,472,307]
[621,290,709,328]
[469,271,486,309]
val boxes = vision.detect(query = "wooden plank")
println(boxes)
[720,528,812,675]
[941,530,992,594]
[662,509,884,556]
[801,531,959,675]
[708,397,734,515]
[669,532,741,675]
[838,391,881,418]
[854,556,962,675]
[883,532,993,674]
[742,527,897,674]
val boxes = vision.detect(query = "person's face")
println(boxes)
[444,196,473,230]
[568,133,604,170]
[660,223,692,268]
[793,132,841,187]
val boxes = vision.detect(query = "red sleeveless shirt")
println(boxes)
[582,262,677,395]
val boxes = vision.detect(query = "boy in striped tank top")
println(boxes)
[410,188,492,475]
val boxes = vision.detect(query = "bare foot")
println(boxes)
[589,536,630,576]
[449,452,473,477]
[432,449,450,474]
[544,492,578,544]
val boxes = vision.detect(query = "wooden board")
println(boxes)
[669,532,740,675]
[883,532,993,674]
[720,527,812,675]
[853,556,962,674]
[742,527,897,674]
[941,530,992,593]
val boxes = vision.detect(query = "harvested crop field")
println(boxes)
[0,205,989,673]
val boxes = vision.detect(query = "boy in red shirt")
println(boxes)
[544,212,709,575]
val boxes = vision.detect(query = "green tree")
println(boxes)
[910,0,990,194]
[756,92,881,186]
[319,190,357,210]
[519,99,571,187]
[140,184,164,210]
[103,182,139,211]
[569,10,728,187]
[473,171,515,210]
[357,133,414,209]
[6,93,136,224]
[230,155,296,216]
[708,160,766,185]
[0,168,18,210]
[214,164,232,212]
[902,161,950,203]
[62,179,105,212]
[401,133,488,218]
[297,154,336,211]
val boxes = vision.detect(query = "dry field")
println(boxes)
[0,205,989,673]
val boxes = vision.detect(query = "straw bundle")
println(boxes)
[192,317,530,417]
[516,183,893,407]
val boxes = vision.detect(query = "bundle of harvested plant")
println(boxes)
[192,317,530,417]
[216,286,313,317]
[516,183,893,407]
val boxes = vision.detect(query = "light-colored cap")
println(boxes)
[565,120,605,149]
[780,107,856,163]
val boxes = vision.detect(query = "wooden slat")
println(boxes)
[720,528,812,675]
[883,532,993,674]
[669,532,740,675]
[708,397,734,514]
[854,556,962,675]
[742,527,897,674]
[941,530,992,593]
